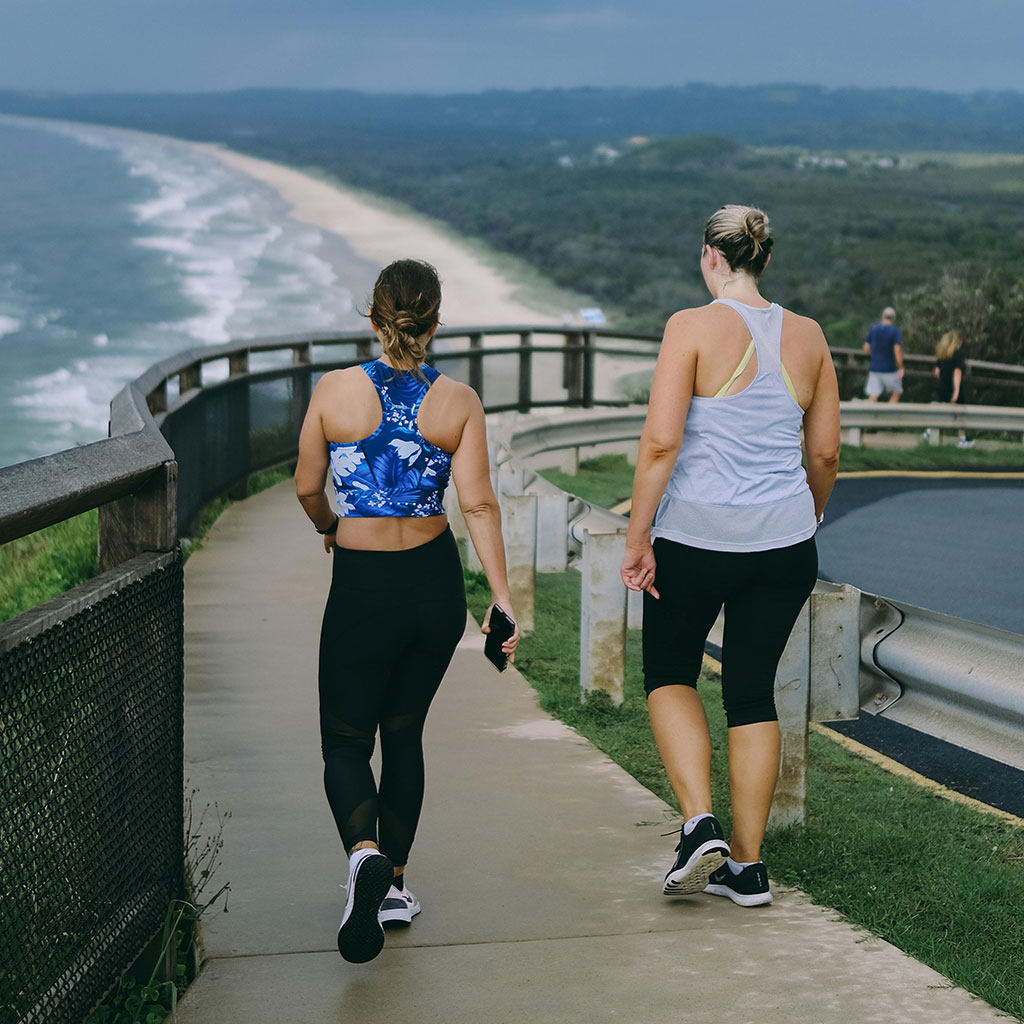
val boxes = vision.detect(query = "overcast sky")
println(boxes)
[1,0,1021,95]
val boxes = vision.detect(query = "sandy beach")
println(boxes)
[192,143,586,328]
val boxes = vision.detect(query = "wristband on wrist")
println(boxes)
[316,516,339,535]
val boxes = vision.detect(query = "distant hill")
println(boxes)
[3,84,1022,371]
[2,84,1024,152]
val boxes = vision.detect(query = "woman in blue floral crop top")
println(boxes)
[295,259,520,964]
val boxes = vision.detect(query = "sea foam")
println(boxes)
[2,118,363,467]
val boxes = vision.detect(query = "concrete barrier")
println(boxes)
[580,528,628,706]
[772,601,812,828]
[502,493,537,633]
[533,490,570,573]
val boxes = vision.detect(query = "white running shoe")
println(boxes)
[378,883,422,926]
[337,848,393,963]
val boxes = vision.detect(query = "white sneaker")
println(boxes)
[378,883,421,926]
[958,437,975,448]
[337,848,393,963]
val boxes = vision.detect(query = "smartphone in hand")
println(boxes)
[484,604,516,672]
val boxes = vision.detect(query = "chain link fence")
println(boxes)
[0,552,184,1024]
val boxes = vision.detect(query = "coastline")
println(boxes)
[189,142,588,327]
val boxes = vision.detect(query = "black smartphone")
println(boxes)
[484,604,516,672]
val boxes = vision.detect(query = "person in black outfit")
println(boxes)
[295,259,521,963]
[934,330,973,448]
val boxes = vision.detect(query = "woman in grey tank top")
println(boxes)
[620,205,840,907]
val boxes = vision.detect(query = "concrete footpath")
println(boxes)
[175,482,1010,1024]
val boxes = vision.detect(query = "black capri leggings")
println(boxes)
[318,527,466,865]
[642,536,818,728]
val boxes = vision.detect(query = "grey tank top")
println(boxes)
[651,298,817,553]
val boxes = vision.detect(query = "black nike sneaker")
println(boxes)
[662,815,729,897]
[705,861,773,906]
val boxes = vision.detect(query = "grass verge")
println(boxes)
[518,446,1024,1019]
[0,510,98,624]
[539,446,1024,516]
[464,568,1024,1021]
[0,467,292,624]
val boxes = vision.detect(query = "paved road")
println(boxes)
[818,476,1024,634]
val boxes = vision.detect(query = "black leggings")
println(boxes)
[642,536,818,728]
[318,527,466,865]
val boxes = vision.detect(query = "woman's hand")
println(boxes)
[482,600,521,663]
[621,541,659,598]
[322,530,338,554]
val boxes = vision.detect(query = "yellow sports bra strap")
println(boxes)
[713,338,756,398]
[780,363,799,404]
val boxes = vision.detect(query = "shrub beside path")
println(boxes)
[175,481,1012,1024]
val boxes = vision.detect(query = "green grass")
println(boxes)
[538,453,637,510]
[505,445,1024,1018]
[465,569,1024,1021]
[538,445,1024,517]
[835,443,1024,472]
[0,467,293,625]
[0,509,99,623]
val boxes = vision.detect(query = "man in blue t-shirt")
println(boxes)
[863,307,904,402]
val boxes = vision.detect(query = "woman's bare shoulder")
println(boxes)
[664,302,722,334]
[781,308,828,348]
[312,365,366,396]
[433,374,481,408]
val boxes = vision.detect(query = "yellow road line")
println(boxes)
[810,722,1024,827]
[607,469,1024,517]
[837,470,1024,479]
[701,654,1022,826]
[702,653,723,673]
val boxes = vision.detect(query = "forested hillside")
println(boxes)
[2,85,1023,361]
[5,84,1024,150]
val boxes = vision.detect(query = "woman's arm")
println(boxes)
[295,377,339,550]
[621,311,698,596]
[802,333,841,520]
[951,367,962,403]
[450,390,520,656]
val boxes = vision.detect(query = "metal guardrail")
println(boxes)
[840,401,1024,444]
[867,598,1024,772]
[500,408,1024,777]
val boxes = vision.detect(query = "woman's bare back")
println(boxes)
[314,364,475,550]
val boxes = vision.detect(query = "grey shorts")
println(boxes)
[865,370,903,396]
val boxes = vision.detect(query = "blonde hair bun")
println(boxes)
[703,204,774,277]
[742,208,770,245]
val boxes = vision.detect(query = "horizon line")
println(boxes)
[2,81,1024,101]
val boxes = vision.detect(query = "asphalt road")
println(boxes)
[815,475,1024,814]
[817,476,1024,635]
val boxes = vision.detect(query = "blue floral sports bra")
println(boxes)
[329,360,453,518]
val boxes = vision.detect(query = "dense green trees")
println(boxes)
[320,135,1024,356]
[3,86,1022,369]
[897,268,1024,365]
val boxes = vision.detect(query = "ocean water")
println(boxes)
[0,116,374,468]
